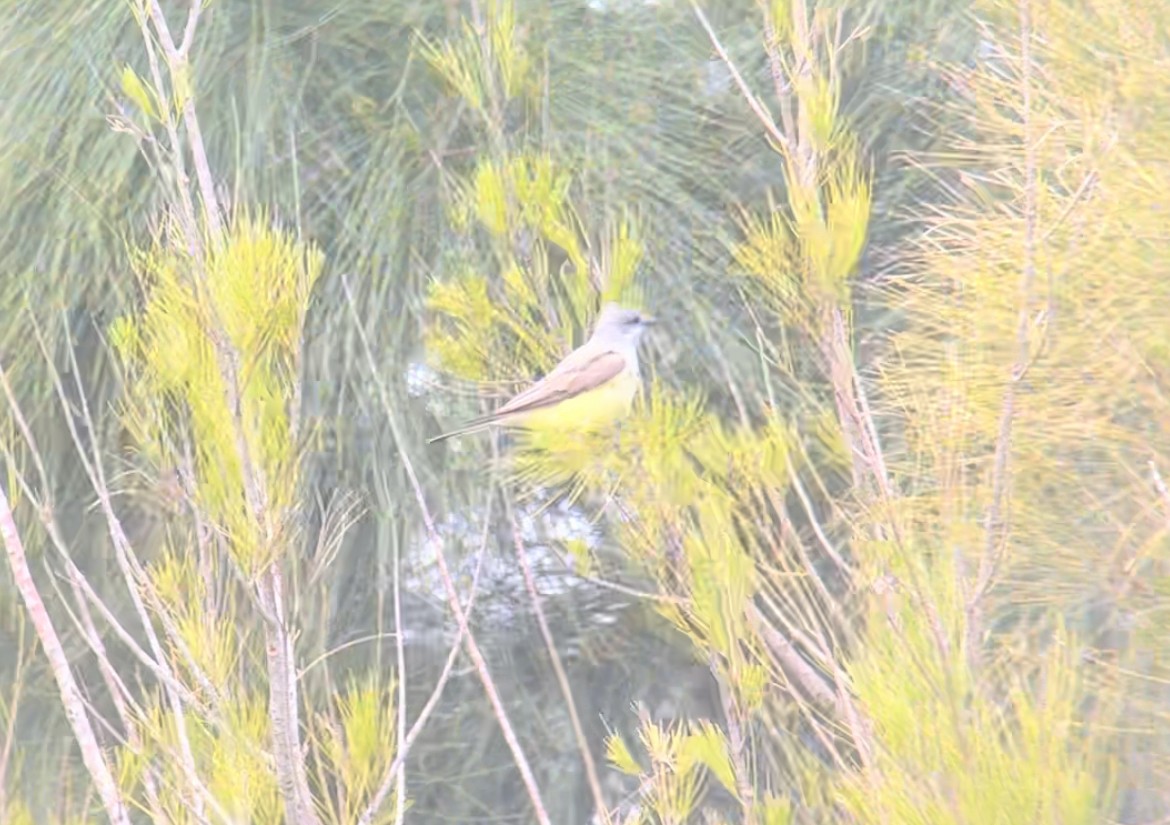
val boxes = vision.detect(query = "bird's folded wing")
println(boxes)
[492,349,626,418]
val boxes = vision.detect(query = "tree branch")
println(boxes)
[342,277,551,825]
[510,509,607,822]
[967,0,1038,665]
[0,484,131,825]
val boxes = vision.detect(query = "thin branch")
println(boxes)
[744,602,836,712]
[968,0,1038,662]
[0,484,132,825]
[64,567,138,742]
[509,509,608,823]
[255,568,321,825]
[177,0,203,60]
[788,467,852,578]
[1149,460,1170,535]
[710,658,756,823]
[52,322,211,823]
[342,277,551,825]
[358,489,494,825]
[132,1,201,257]
[0,361,209,713]
[691,3,790,152]
[41,512,205,709]
[391,539,407,825]
[0,616,31,815]
[146,0,223,237]
[759,9,797,140]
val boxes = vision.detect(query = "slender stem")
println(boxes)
[509,509,608,823]
[0,485,132,825]
[146,0,223,237]
[256,567,321,825]
[0,617,30,816]
[391,524,407,825]
[358,493,493,825]
[342,277,550,825]
[711,658,756,823]
[133,0,201,257]
[54,323,212,825]
[691,3,790,152]
[968,0,1037,663]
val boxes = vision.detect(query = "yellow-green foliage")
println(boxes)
[418,23,486,112]
[418,0,533,113]
[604,713,788,823]
[842,618,1108,824]
[116,693,281,825]
[666,500,758,659]
[486,0,532,101]
[797,71,840,152]
[149,546,240,694]
[425,152,644,385]
[849,0,1166,816]
[0,800,35,825]
[605,716,700,824]
[119,63,159,123]
[732,147,870,330]
[879,0,1170,627]
[110,212,322,574]
[514,385,799,711]
[417,0,1159,820]
[205,697,283,824]
[509,383,709,502]
[313,673,399,824]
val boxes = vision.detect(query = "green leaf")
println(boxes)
[120,63,158,121]
[605,731,642,777]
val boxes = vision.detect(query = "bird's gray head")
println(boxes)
[591,303,655,346]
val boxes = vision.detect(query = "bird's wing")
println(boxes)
[491,348,627,418]
[427,347,627,443]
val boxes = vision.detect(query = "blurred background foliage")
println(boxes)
[1,0,1168,823]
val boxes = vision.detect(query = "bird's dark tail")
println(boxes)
[426,415,499,444]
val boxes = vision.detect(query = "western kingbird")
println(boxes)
[428,303,655,443]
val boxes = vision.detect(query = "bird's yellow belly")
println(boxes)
[512,370,639,433]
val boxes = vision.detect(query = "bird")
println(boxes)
[428,303,655,443]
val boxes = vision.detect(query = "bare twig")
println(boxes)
[967,0,1038,663]
[176,0,203,60]
[391,510,407,825]
[509,509,608,823]
[1151,459,1170,529]
[33,320,218,701]
[358,488,494,825]
[0,484,132,825]
[132,1,201,256]
[2,350,220,815]
[65,568,137,742]
[710,658,756,823]
[391,543,408,825]
[691,3,791,153]
[342,277,551,825]
[255,568,321,825]
[745,603,847,724]
[760,9,797,140]
[146,0,223,237]
[48,323,213,824]
[0,617,31,815]
[787,468,853,578]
